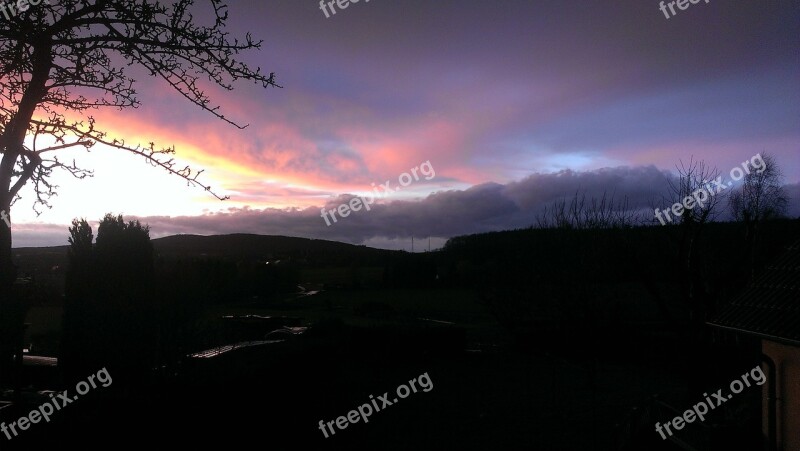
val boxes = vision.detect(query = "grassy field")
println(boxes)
[299,266,385,286]
[207,287,506,347]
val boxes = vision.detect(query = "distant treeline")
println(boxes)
[434,218,799,365]
[50,212,800,383]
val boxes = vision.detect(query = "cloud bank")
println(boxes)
[13,166,798,250]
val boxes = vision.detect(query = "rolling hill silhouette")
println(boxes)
[13,233,399,271]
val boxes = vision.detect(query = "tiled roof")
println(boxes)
[708,239,800,346]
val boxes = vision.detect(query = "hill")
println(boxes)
[12,233,399,272]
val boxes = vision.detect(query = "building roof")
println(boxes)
[708,239,800,346]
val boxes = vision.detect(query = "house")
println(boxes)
[707,239,800,451]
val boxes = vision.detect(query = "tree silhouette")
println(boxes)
[728,153,789,279]
[661,158,725,322]
[61,218,94,381]
[62,214,157,384]
[534,190,638,230]
[665,158,725,226]
[0,1,280,385]
[728,153,788,225]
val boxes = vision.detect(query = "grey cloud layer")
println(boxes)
[14,167,799,249]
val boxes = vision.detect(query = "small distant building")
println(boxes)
[708,239,800,451]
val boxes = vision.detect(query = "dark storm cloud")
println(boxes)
[15,166,799,249]
[121,166,681,244]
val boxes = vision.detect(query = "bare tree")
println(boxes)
[535,190,639,230]
[728,153,789,279]
[664,157,726,226]
[660,158,726,322]
[728,153,788,224]
[0,0,281,387]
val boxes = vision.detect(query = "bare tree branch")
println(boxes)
[0,0,282,215]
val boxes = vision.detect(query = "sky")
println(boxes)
[10,0,800,249]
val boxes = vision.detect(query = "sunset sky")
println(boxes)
[11,0,800,249]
